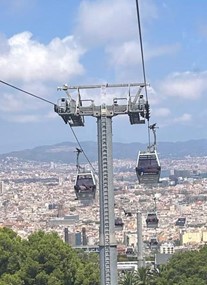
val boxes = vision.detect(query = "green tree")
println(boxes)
[155,245,207,284]
[0,229,100,285]
[18,230,93,285]
[0,273,24,285]
[0,227,24,276]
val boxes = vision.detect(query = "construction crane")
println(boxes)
[54,82,149,285]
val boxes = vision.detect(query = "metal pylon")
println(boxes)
[98,112,117,285]
[55,82,149,285]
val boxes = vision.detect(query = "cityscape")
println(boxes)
[0,152,207,272]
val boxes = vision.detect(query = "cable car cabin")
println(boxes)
[115,217,124,231]
[136,150,161,185]
[149,238,159,251]
[146,213,159,229]
[125,247,135,256]
[74,171,96,201]
[175,217,186,227]
[123,209,132,217]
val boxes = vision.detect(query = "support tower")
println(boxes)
[55,82,149,285]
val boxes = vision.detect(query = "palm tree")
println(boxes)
[119,271,137,285]
[134,267,155,285]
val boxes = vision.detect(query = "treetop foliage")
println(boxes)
[0,227,99,285]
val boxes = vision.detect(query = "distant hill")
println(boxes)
[0,139,207,163]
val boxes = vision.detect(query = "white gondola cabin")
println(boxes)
[136,150,161,185]
[146,212,159,229]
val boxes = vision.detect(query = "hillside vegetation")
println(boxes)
[0,227,99,285]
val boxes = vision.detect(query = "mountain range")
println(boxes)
[0,139,207,163]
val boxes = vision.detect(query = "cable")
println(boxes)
[0,80,55,106]
[0,79,96,173]
[135,0,151,147]
[68,124,97,173]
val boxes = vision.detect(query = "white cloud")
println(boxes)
[158,112,192,129]
[0,85,53,113]
[75,0,178,71]
[0,93,44,113]
[0,33,10,53]
[146,43,180,59]
[75,0,157,47]
[0,32,85,82]
[45,111,58,119]
[3,110,58,123]
[160,71,207,100]
[107,41,141,67]
[153,107,171,117]
[174,113,192,123]
[0,93,25,112]
[76,0,136,46]
[7,114,41,123]
[106,41,180,72]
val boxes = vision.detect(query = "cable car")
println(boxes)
[74,171,96,200]
[175,217,186,227]
[115,217,124,230]
[74,148,96,201]
[149,237,159,250]
[135,124,161,185]
[146,212,159,229]
[136,150,161,185]
[123,209,132,217]
[126,247,135,255]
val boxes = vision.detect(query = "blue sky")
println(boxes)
[0,0,206,153]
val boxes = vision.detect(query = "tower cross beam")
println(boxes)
[57,82,147,91]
